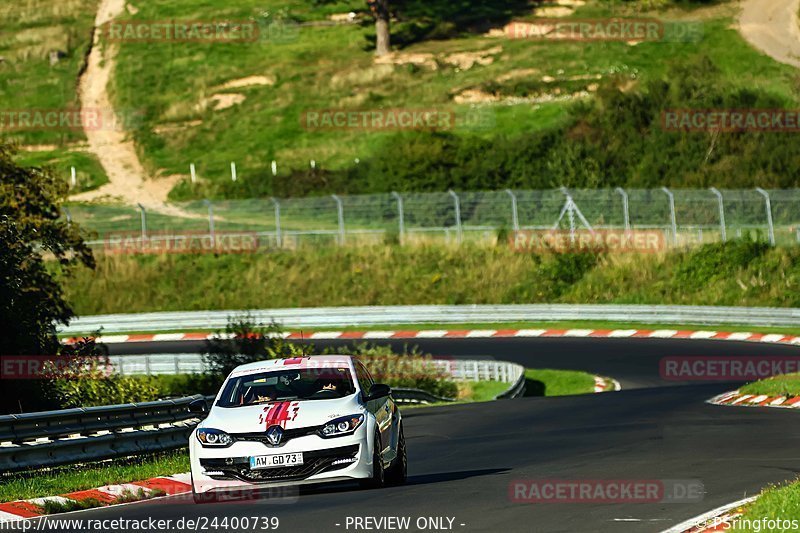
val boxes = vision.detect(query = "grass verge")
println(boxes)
[59,242,800,316]
[733,479,800,532]
[0,451,189,503]
[524,369,597,397]
[739,374,800,397]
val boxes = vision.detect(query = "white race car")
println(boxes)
[188,355,406,502]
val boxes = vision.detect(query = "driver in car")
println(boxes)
[249,384,276,404]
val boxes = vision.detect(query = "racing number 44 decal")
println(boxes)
[259,401,300,430]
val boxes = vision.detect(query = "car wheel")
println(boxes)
[385,424,407,486]
[360,431,385,489]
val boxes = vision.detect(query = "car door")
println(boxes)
[355,360,395,463]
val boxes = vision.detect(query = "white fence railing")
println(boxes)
[60,304,800,335]
[111,353,524,384]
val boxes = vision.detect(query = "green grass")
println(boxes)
[0,451,189,503]
[0,0,98,146]
[103,0,800,198]
[40,488,164,515]
[733,479,800,532]
[739,374,800,397]
[524,368,597,397]
[462,380,511,402]
[59,242,800,316]
[15,148,108,192]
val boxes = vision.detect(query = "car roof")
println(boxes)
[229,355,354,376]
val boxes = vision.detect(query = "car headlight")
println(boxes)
[196,428,234,447]
[319,414,364,438]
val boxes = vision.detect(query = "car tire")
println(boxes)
[360,431,385,489]
[385,424,407,486]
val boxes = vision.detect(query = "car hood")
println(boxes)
[202,395,364,434]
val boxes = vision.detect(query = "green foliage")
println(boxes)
[315,57,800,193]
[676,239,770,290]
[63,242,800,313]
[204,316,307,378]
[147,373,223,397]
[740,373,800,397]
[46,339,162,408]
[204,317,458,398]
[0,142,95,414]
[0,143,94,356]
[536,252,602,299]
[323,341,459,398]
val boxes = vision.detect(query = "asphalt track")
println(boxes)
[42,337,800,533]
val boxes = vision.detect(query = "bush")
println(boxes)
[324,342,459,398]
[204,317,458,399]
[676,238,770,290]
[204,315,306,378]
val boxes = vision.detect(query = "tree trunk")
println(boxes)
[373,0,390,56]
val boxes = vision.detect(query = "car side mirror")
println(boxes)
[364,383,391,401]
[188,398,208,414]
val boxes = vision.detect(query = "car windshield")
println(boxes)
[215,366,356,407]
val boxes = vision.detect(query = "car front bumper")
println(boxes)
[189,428,373,494]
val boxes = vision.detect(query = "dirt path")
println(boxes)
[739,0,800,69]
[70,0,182,213]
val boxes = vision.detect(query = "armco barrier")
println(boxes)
[0,396,203,473]
[0,359,525,472]
[58,305,800,334]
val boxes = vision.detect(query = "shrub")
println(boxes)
[204,315,306,378]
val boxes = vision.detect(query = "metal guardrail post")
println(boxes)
[448,190,462,244]
[331,194,345,245]
[390,191,405,243]
[755,188,776,245]
[505,189,519,232]
[661,187,677,246]
[615,187,630,231]
[202,199,215,241]
[270,197,282,248]
[137,203,147,240]
[709,188,726,242]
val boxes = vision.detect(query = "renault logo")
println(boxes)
[265,426,283,446]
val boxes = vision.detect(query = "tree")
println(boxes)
[0,142,95,412]
[368,0,391,56]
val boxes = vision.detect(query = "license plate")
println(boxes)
[250,453,304,469]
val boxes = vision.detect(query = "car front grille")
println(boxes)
[200,444,359,483]
[231,426,320,447]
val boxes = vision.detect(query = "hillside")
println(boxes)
[4,0,800,199]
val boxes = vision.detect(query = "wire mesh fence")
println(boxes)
[64,188,800,252]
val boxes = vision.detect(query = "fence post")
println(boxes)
[270,197,282,248]
[448,190,462,244]
[661,187,677,246]
[203,199,215,240]
[70,166,77,189]
[331,194,345,245]
[271,160,277,176]
[709,187,726,242]
[190,163,196,183]
[505,189,519,232]
[615,187,630,231]
[756,188,776,245]
[390,191,405,243]
[137,203,147,240]
[230,162,237,182]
